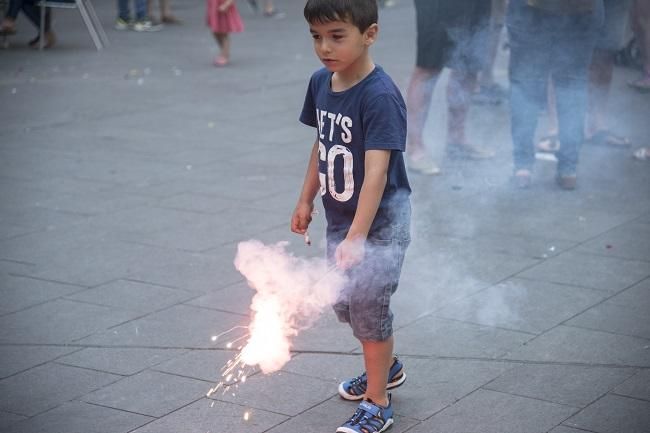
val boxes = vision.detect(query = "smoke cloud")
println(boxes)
[234,239,346,374]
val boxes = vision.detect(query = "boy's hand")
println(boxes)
[335,237,365,270]
[291,201,314,235]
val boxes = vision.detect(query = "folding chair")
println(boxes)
[38,0,109,50]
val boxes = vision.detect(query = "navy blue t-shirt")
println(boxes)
[299,66,411,235]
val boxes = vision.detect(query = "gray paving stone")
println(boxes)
[0,299,138,344]
[2,401,153,433]
[130,398,288,433]
[577,221,650,262]
[185,281,255,315]
[65,279,197,314]
[153,349,241,383]
[77,304,247,349]
[127,248,244,293]
[57,347,188,376]
[280,353,367,385]
[82,370,210,417]
[393,316,532,358]
[0,345,78,379]
[485,364,635,408]
[391,358,515,420]
[156,192,238,214]
[564,394,650,433]
[0,411,26,430]
[566,302,650,340]
[0,363,120,417]
[213,370,334,416]
[406,389,577,433]
[265,397,420,433]
[436,278,609,334]
[508,326,650,366]
[549,427,595,433]
[518,251,650,293]
[607,277,650,314]
[613,369,650,401]
[0,274,85,315]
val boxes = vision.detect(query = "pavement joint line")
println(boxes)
[82,399,161,420]
[478,386,584,410]
[562,323,650,343]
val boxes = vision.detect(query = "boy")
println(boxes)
[291,1,411,432]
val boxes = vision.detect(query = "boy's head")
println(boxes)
[304,0,378,33]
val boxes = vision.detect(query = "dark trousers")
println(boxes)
[507,0,603,175]
[5,0,52,33]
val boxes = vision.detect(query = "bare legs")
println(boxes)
[213,32,230,66]
[447,69,478,145]
[361,336,393,407]
[406,66,440,160]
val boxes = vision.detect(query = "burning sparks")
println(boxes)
[207,240,346,400]
[243,411,250,421]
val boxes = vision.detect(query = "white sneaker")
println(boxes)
[408,155,440,175]
[133,20,163,32]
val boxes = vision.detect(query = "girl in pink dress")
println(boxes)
[206,0,244,66]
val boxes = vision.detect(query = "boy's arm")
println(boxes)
[291,139,321,235]
[336,149,391,269]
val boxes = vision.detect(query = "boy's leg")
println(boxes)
[117,0,130,20]
[361,337,393,407]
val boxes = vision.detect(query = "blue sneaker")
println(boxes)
[338,357,406,401]
[336,396,394,433]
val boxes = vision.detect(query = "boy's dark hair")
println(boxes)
[304,0,378,33]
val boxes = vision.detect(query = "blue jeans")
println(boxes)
[507,0,603,176]
[327,203,411,341]
[117,0,146,21]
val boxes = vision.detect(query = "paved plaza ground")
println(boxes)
[1,1,649,432]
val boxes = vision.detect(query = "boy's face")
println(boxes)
[309,19,377,74]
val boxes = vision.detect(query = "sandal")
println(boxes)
[628,74,650,93]
[161,15,182,24]
[633,147,650,161]
[586,130,630,147]
[537,134,560,153]
[213,55,229,67]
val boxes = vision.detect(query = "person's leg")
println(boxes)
[586,48,616,135]
[629,0,650,89]
[135,0,147,21]
[553,8,601,186]
[213,32,230,65]
[20,1,55,47]
[507,6,552,185]
[361,337,393,407]
[117,0,130,20]
[406,66,441,160]
[2,0,25,32]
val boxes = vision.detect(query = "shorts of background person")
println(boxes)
[597,0,632,51]
[413,0,491,72]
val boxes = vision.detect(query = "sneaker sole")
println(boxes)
[336,418,393,433]
[338,372,406,401]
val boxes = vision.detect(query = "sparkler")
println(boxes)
[207,240,345,401]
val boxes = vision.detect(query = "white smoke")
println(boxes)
[234,239,346,374]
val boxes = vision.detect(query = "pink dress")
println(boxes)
[206,0,244,33]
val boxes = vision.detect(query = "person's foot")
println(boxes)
[133,19,162,32]
[0,18,17,35]
[513,169,532,189]
[213,55,229,67]
[633,147,650,161]
[447,142,495,160]
[627,74,650,93]
[114,17,131,30]
[556,173,577,190]
[585,130,630,147]
[161,14,182,24]
[28,31,56,49]
[536,135,560,153]
[338,357,406,401]
[336,397,393,433]
[247,0,259,13]
[408,154,441,175]
[263,8,285,18]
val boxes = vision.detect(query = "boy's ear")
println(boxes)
[363,23,378,45]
